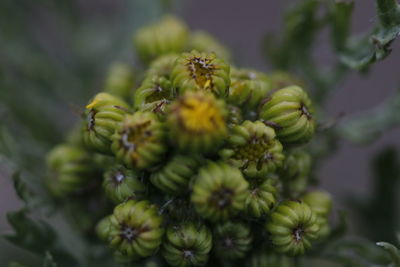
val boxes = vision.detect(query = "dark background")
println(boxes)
[1,0,399,264]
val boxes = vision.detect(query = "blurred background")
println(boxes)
[1,0,399,264]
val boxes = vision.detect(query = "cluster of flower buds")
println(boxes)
[45,15,333,266]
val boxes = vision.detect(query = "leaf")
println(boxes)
[4,210,77,267]
[339,0,400,71]
[43,252,58,267]
[338,90,400,144]
[330,1,355,52]
[348,147,400,243]
[376,241,400,267]
[12,172,35,207]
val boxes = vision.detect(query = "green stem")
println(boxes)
[377,0,400,29]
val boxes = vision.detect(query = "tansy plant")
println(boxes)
[1,1,400,267]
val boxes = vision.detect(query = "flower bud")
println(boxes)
[191,162,249,221]
[96,215,112,241]
[266,201,319,256]
[189,31,231,61]
[259,86,316,145]
[104,63,135,100]
[213,221,252,259]
[134,54,180,116]
[302,190,333,239]
[46,144,97,197]
[245,177,279,218]
[111,112,166,169]
[167,91,228,153]
[82,93,130,154]
[150,155,203,195]
[220,120,284,178]
[102,164,146,203]
[134,75,173,116]
[227,105,243,128]
[146,53,179,78]
[171,50,230,98]
[134,15,188,64]
[162,222,212,267]
[108,200,164,259]
[228,68,271,111]
[269,72,304,91]
[280,150,312,198]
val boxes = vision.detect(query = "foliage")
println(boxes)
[1,0,400,266]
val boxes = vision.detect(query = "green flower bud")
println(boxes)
[150,155,203,195]
[259,86,316,145]
[171,50,230,98]
[146,53,179,78]
[82,93,130,154]
[213,222,252,259]
[245,177,279,218]
[269,72,304,91]
[134,15,188,64]
[191,162,249,221]
[228,68,271,111]
[104,63,135,100]
[111,112,166,169]
[162,222,212,267]
[302,191,333,239]
[46,144,97,197]
[108,200,164,259]
[167,92,228,153]
[220,120,284,178]
[134,75,174,116]
[302,191,332,217]
[266,201,319,256]
[280,150,312,198]
[227,104,243,128]
[102,164,146,203]
[134,54,180,115]
[96,215,112,241]
[189,31,231,61]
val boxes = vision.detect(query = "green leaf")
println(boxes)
[12,172,34,207]
[348,148,400,243]
[338,90,400,144]
[376,241,400,266]
[330,1,355,52]
[43,252,58,267]
[4,210,76,267]
[376,0,400,29]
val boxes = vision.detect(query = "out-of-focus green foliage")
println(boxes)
[264,0,400,105]
[1,0,400,266]
[338,90,400,144]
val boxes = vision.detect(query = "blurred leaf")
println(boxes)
[324,238,392,266]
[12,172,34,207]
[348,147,400,243]
[43,252,58,267]
[338,90,400,144]
[4,210,77,267]
[264,0,400,104]
[330,1,355,52]
[376,241,400,266]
